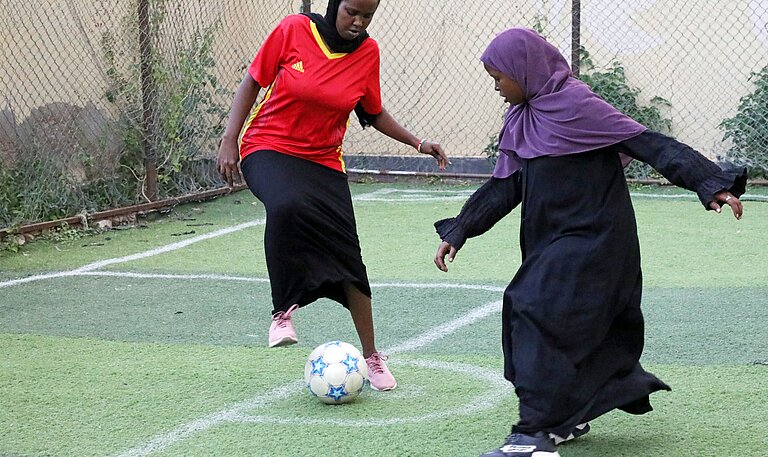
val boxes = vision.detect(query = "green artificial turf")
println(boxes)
[1,181,766,457]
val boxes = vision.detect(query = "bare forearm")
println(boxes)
[221,73,261,144]
[217,73,260,186]
[370,106,450,170]
[371,107,419,148]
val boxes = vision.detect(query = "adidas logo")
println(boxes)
[291,61,305,73]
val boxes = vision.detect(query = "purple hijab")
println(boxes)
[481,28,646,178]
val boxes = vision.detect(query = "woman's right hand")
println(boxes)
[217,137,242,187]
[419,141,450,171]
[434,241,458,272]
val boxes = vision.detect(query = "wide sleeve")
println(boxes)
[615,131,747,209]
[247,19,287,88]
[434,172,522,250]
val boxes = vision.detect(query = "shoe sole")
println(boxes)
[268,336,298,348]
[551,423,590,445]
[369,381,397,392]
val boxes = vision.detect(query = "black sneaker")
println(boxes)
[550,422,590,445]
[480,431,560,457]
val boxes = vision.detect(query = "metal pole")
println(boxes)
[571,0,581,76]
[301,0,311,13]
[138,0,158,201]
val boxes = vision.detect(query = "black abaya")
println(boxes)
[435,131,747,437]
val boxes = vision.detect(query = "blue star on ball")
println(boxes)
[328,385,348,401]
[310,356,328,376]
[342,354,359,373]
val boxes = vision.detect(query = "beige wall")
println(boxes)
[342,0,768,158]
[2,0,767,160]
[576,0,767,158]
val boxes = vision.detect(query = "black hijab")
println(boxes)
[302,0,369,54]
[302,0,379,127]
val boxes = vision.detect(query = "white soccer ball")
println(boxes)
[304,341,368,404]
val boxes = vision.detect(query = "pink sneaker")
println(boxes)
[268,304,298,348]
[365,352,397,391]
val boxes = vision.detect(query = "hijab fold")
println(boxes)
[481,28,646,178]
[302,0,369,54]
[302,0,377,127]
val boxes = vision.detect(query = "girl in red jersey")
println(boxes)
[217,0,449,391]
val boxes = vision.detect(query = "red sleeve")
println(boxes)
[359,42,382,115]
[248,20,287,88]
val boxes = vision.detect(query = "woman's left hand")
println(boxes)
[419,141,450,171]
[709,191,743,220]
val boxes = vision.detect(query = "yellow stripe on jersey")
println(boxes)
[310,21,349,60]
[337,145,345,173]
[338,116,351,172]
[239,82,276,151]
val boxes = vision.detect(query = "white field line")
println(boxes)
[69,220,266,272]
[0,220,265,290]
[114,381,304,457]
[0,271,83,289]
[113,297,503,457]
[76,271,271,283]
[74,271,505,294]
[0,187,441,291]
[0,188,391,291]
[629,192,768,202]
[385,300,502,354]
[235,359,513,427]
[354,188,474,202]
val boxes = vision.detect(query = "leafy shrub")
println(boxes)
[719,65,768,178]
[102,10,228,199]
[0,1,229,231]
[578,48,671,179]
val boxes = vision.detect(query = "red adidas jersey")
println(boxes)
[239,14,382,172]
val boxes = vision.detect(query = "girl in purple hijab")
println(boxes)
[434,28,746,457]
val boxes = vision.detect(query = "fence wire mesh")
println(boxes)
[1,0,766,228]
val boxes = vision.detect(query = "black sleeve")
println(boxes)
[354,102,378,128]
[615,130,747,208]
[434,172,522,250]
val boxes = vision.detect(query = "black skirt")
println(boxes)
[240,150,371,315]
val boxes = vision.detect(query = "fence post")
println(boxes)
[301,1,311,13]
[138,0,158,201]
[571,0,581,77]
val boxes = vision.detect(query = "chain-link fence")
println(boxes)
[1,0,767,229]
[0,0,292,229]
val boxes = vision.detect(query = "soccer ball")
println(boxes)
[304,341,368,404]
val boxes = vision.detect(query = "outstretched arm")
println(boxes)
[217,73,261,187]
[370,107,450,170]
[434,172,522,272]
[616,131,746,219]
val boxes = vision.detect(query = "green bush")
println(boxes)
[577,48,671,179]
[103,7,228,199]
[0,163,19,227]
[719,65,768,178]
[0,1,229,232]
